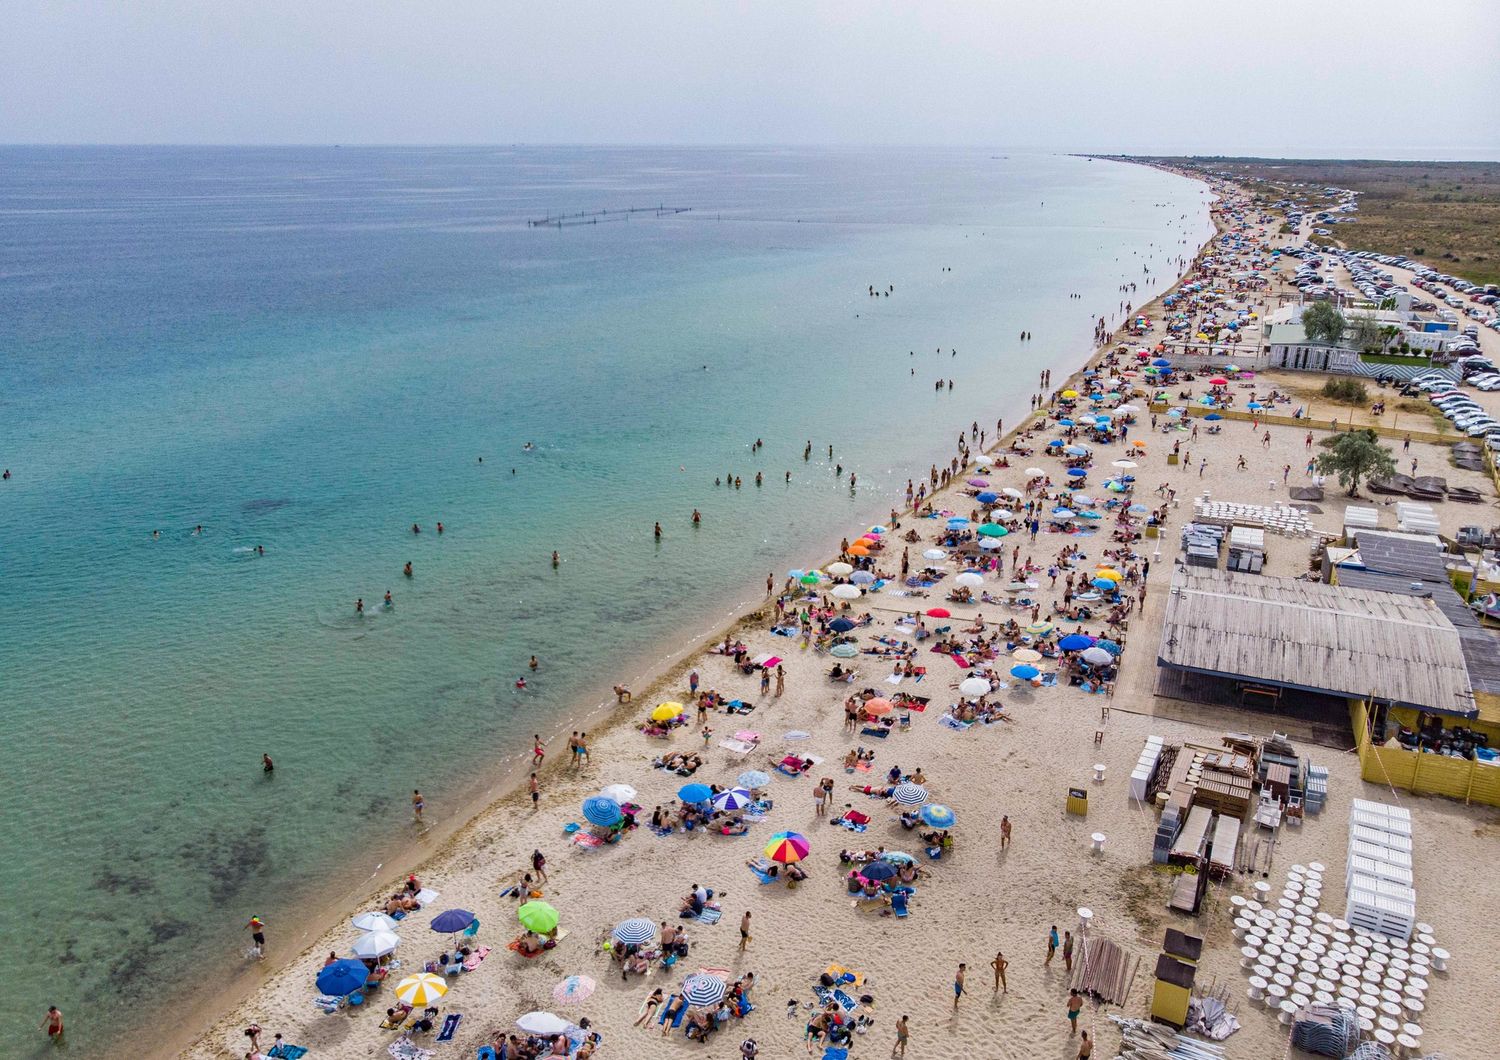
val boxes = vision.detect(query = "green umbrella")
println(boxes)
[518,900,559,934]
[800,573,820,585]
[977,523,1008,537]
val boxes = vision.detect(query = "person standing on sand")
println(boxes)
[533,735,545,767]
[529,773,540,810]
[1063,930,1075,973]
[1077,1029,1093,1058]
[412,790,424,821]
[953,963,966,1008]
[532,848,548,883]
[775,665,785,697]
[760,667,771,696]
[891,1015,909,1058]
[1046,925,1059,965]
[1067,990,1083,1034]
[690,669,700,696]
[739,911,752,951]
[991,950,1008,992]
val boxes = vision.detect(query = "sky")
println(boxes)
[3,0,1498,155]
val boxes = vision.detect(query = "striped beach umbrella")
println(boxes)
[517,901,559,935]
[765,831,810,864]
[395,973,448,1007]
[612,918,656,946]
[891,782,928,806]
[920,804,957,828]
[552,974,597,1005]
[1011,648,1042,663]
[682,974,728,1007]
[737,770,771,790]
[582,796,622,828]
[712,787,754,813]
[1025,621,1054,636]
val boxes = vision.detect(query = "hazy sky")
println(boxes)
[4,0,1497,155]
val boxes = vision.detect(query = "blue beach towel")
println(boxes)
[269,1046,309,1060]
[694,907,723,924]
[436,1013,462,1042]
[657,996,688,1028]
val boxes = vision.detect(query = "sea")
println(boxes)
[0,145,1212,1054]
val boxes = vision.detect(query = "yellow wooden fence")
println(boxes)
[1349,699,1500,806]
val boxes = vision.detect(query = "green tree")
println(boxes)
[1349,312,1384,350]
[1316,429,1396,496]
[1302,301,1347,345]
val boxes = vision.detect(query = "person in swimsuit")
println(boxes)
[1067,989,1083,1033]
[891,1014,908,1058]
[262,753,273,774]
[41,1006,63,1041]
[953,963,966,1008]
[412,790,424,820]
[245,917,266,959]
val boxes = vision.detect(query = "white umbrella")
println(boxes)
[352,929,401,959]
[827,561,854,576]
[599,783,637,804]
[1051,509,1076,521]
[351,912,400,933]
[977,537,1005,550]
[516,1011,571,1036]
[959,676,992,697]
[1111,459,1138,469]
[922,549,947,561]
[1024,467,1046,478]
[955,572,983,588]
[1081,646,1114,666]
[1116,403,1139,413]
[1002,487,1024,499]
[831,584,861,600]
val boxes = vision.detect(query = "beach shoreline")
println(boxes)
[167,159,1222,1060]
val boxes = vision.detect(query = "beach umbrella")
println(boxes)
[1057,418,1075,427]
[1091,577,1117,591]
[316,959,371,997]
[599,783,637,804]
[765,831,810,863]
[712,787,754,813]
[1050,509,1076,521]
[976,491,999,504]
[946,517,970,529]
[1061,389,1079,398]
[863,697,894,715]
[1095,568,1120,581]
[959,676,992,697]
[880,851,916,864]
[829,642,858,658]
[923,549,947,560]
[351,929,401,959]
[678,783,713,805]
[891,782,928,806]
[1072,494,1095,507]
[1024,467,1046,478]
[955,572,983,588]
[831,584,861,600]
[1204,412,1222,421]
[1209,377,1228,385]
[968,477,989,487]
[860,859,899,882]
[1012,648,1042,663]
[850,570,875,585]
[1065,445,1090,456]
[612,918,656,946]
[582,796,623,827]
[800,572,821,585]
[1081,647,1114,667]
[1116,403,1139,413]
[738,770,771,790]
[351,912,400,933]
[1132,440,1147,448]
[925,608,950,618]
[827,562,854,577]
[682,974,728,1007]
[1096,639,1123,656]
[1058,633,1094,651]
[992,508,1015,520]
[1002,486,1024,499]
[429,908,476,935]
[1066,468,1087,478]
[1111,459,1137,469]
[1025,621,1053,635]
[651,702,683,722]
[977,537,1005,550]
[553,975,596,1005]
[977,523,1008,537]
[787,569,804,579]
[517,901,560,935]
[1247,401,1264,410]
[1010,664,1040,680]
[828,616,856,633]
[846,544,869,556]
[515,1012,571,1036]
[868,525,887,534]
[1151,358,1171,367]
[1046,440,1063,449]
[920,804,957,828]
[395,973,448,1007]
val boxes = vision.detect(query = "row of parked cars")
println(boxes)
[1418,365,1500,451]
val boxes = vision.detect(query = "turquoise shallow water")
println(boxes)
[0,146,1210,1054]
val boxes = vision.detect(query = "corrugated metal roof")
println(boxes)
[1160,568,1475,716]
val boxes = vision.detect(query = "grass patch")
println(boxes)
[1321,378,1369,405]
[1361,352,1433,367]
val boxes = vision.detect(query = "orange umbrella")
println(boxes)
[862,698,894,716]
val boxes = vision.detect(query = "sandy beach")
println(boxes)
[177,170,1498,1060]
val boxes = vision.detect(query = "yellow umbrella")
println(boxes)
[1094,569,1121,582]
[1061,389,1079,398]
[395,973,448,1007]
[651,702,684,722]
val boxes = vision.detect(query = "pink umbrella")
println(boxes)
[967,478,989,487]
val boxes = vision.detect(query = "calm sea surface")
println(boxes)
[0,146,1210,1053]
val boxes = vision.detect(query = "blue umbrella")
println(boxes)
[738,770,771,789]
[787,569,804,579]
[712,787,754,813]
[1152,358,1171,367]
[582,796,623,827]
[861,860,899,881]
[1058,418,1075,427]
[1046,439,1064,448]
[430,908,476,934]
[947,517,970,529]
[976,491,999,504]
[1078,511,1102,520]
[1204,413,1222,421]
[850,570,875,585]
[920,804,957,828]
[1065,445,1090,456]
[316,959,370,997]
[1096,639,1123,655]
[1091,577,1117,591]
[1010,664,1040,680]
[678,783,713,805]
[1058,633,1095,651]
[612,918,656,946]
[1066,467,1087,478]
[1127,504,1148,514]
[829,617,856,633]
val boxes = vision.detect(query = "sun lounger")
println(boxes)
[891,890,910,918]
[268,1045,309,1059]
[381,1007,414,1029]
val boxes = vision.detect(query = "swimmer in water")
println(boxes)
[384,590,393,607]
[755,472,762,486]
[654,522,662,540]
[692,509,701,524]
[412,523,421,534]
[356,598,364,614]
[403,561,413,577]
[193,524,203,535]
[263,753,274,774]
[552,551,560,568]
[436,522,444,534]
[515,676,527,689]
[256,545,264,556]
[529,655,538,671]
[152,530,161,539]
[785,470,791,482]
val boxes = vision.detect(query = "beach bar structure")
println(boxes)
[1157,569,1475,717]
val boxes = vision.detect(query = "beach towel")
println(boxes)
[657,996,688,1028]
[949,654,971,668]
[381,1009,412,1029]
[462,945,491,971]
[506,940,545,959]
[823,964,865,987]
[859,727,889,739]
[719,738,758,755]
[940,716,974,731]
[694,907,723,924]
[268,1045,309,1060]
[884,673,904,685]
[822,1048,849,1060]
[853,760,871,772]
[435,1014,461,1043]
[572,832,604,849]
[388,1037,432,1060]
[748,864,778,885]
[650,825,674,837]
[477,1048,498,1060]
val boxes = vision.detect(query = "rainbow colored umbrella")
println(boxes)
[552,974,596,1005]
[765,831,810,864]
